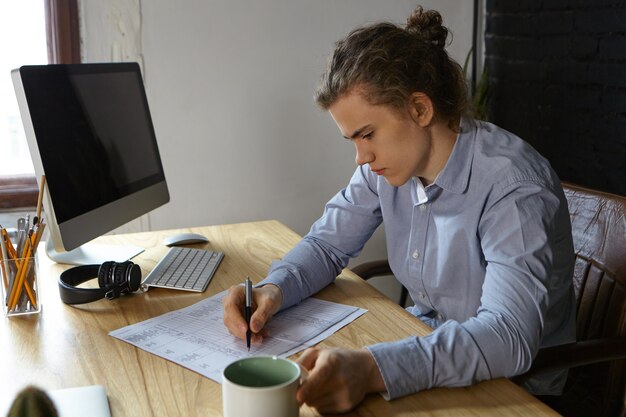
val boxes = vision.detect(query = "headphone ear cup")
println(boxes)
[111,261,141,294]
[113,261,129,286]
[98,261,115,288]
[127,263,142,292]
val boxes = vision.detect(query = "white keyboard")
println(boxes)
[142,247,224,292]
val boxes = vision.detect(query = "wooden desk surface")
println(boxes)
[0,220,557,416]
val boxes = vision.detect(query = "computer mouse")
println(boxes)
[163,232,210,247]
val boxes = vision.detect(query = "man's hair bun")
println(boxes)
[315,4,468,126]
[405,6,449,49]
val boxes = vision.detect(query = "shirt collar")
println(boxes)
[414,177,429,204]
[431,118,475,194]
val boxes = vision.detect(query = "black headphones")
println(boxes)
[58,261,142,304]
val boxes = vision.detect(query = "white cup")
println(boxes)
[222,356,301,417]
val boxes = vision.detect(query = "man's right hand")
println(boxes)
[222,282,283,344]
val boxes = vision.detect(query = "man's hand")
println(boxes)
[296,347,386,413]
[222,283,282,344]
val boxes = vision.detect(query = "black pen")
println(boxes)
[245,276,252,351]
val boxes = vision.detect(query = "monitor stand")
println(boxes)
[45,239,145,265]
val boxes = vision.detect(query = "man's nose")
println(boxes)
[355,141,374,166]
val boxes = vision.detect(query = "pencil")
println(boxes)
[0,232,8,291]
[32,223,45,254]
[21,263,37,309]
[1,229,17,303]
[20,233,39,307]
[22,224,46,309]
[36,175,46,222]
[1,228,17,259]
[8,238,34,310]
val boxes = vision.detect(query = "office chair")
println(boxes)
[351,259,407,306]
[351,182,626,417]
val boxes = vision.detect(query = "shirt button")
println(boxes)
[437,313,444,321]
[412,250,420,260]
[418,291,425,299]
[419,204,427,211]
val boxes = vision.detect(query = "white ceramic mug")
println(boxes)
[222,356,301,417]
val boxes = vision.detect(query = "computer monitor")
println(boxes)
[11,62,170,265]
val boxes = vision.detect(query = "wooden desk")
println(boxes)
[0,220,557,416]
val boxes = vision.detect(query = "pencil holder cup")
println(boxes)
[1,256,41,317]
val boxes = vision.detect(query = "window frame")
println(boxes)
[0,0,80,208]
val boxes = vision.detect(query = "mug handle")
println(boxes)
[296,363,310,406]
[298,363,310,386]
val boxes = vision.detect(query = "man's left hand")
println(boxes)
[296,347,386,413]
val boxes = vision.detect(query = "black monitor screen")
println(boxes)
[19,63,165,224]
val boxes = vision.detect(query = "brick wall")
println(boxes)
[485,0,626,196]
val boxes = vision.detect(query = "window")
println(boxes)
[0,0,79,209]
[1,1,47,177]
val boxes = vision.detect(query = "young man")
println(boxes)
[222,6,575,413]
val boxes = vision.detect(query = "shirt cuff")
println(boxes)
[366,337,432,400]
[256,262,303,311]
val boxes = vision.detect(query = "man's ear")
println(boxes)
[408,92,434,127]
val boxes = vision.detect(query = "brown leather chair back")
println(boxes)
[353,182,626,415]
[562,182,626,416]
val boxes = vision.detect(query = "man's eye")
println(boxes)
[362,132,374,140]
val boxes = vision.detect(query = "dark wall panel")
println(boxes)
[485,0,626,196]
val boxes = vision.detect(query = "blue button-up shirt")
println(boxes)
[261,119,576,399]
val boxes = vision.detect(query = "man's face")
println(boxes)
[329,91,435,187]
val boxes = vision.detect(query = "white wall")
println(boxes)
[79,0,474,300]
